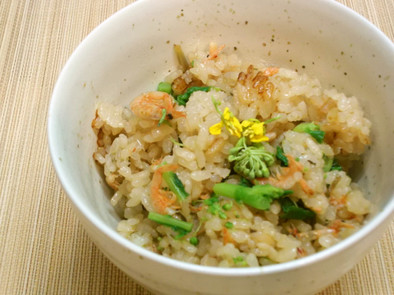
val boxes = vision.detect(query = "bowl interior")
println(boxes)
[49,0,394,262]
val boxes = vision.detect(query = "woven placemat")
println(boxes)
[0,0,392,294]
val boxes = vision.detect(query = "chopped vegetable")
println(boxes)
[173,44,190,71]
[330,158,343,171]
[323,155,343,172]
[158,109,167,126]
[170,137,184,147]
[162,171,189,201]
[176,86,211,106]
[279,197,316,220]
[239,177,253,187]
[228,137,275,179]
[213,183,292,210]
[276,146,289,167]
[233,256,248,267]
[225,222,234,229]
[222,202,233,211]
[293,122,325,143]
[157,81,172,94]
[189,236,199,246]
[204,195,227,219]
[323,154,333,172]
[148,212,193,232]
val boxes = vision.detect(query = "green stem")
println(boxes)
[213,183,292,210]
[148,212,193,232]
[162,171,189,201]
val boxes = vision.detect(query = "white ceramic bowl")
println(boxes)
[48,0,394,294]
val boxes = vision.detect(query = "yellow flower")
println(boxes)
[241,119,269,142]
[209,121,223,135]
[209,107,242,138]
[222,108,242,137]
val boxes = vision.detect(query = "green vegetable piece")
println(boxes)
[293,122,325,143]
[233,256,248,267]
[213,183,292,210]
[189,236,199,246]
[218,211,227,219]
[204,196,227,218]
[222,202,233,211]
[162,171,189,201]
[279,197,316,220]
[330,158,343,171]
[174,44,190,72]
[276,146,289,167]
[175,229,189,240]
[176,86,211,106]
[228,137,275,180]
[225,222,234,229]
[148,212,193,233]
[158,109,167,126]
[239,177,253,187]
[323,154,333,172]
[170,137,184,147]
[157,82,172,94]
[323,155,343,172]
[204,195,219,206]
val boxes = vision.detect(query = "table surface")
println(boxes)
[0,0,393,294]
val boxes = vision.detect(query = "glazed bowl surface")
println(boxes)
[48,0,394,294]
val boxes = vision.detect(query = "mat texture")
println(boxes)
[0,0,392,294]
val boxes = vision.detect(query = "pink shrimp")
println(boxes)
[130,91,186,121]
[207,43,225,60]
[150,163,179,214]
[329,219,355,235]
[262,67,279,77]
[257,155,314,196]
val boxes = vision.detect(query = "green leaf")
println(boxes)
[330,158,343,171]
[175,86,211,106]
[308,130,325,143]
[279,198,316,220]
[162,171,189,201]
[323,155,343,172]
[293,122,325,143]
[239,177,253,187]
[276,146,289,167]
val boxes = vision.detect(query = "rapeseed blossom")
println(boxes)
[209,107,242,138]
[241,119,269,142]
[209,98,269,143]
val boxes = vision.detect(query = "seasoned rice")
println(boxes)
[92,43,371,267]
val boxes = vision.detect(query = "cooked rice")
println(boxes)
[92,44,371,267]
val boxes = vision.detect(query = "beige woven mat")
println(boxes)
[0,0,392,294]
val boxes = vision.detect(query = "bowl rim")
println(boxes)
[48,0,394,276]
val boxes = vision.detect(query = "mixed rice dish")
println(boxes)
[92,43,372,267]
